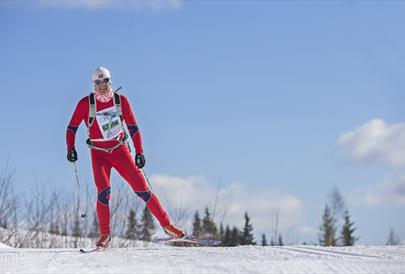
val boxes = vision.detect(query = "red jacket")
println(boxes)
[66,94,143,153]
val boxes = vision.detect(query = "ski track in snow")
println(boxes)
[0,245,404,274]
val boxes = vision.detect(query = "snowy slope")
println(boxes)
[0,245,404,274]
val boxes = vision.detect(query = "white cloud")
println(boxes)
[338,119,405,167]
[149,174,305,239]
[350,174,405,206]
[38,0,183,10]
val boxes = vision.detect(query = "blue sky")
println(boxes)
[1,0,405,244]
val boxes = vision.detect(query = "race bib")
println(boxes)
[95,106,123,140]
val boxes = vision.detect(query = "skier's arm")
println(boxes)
[121,95,144,154]
[66,98,86,151]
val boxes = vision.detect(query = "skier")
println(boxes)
[66,67,184,248]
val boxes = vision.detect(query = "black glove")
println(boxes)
[135,153,145,169]
[67,149,78,162]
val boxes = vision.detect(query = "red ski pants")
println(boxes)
[90,144,170,234]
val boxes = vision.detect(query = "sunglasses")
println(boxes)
[94,78,110,85]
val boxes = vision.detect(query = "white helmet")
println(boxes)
[92,67,111,82]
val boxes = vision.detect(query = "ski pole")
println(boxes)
[141,168,154,192]
[73,162,86,218]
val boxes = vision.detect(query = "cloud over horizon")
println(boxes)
[149,174,308,241]
[350,173,405,206]
[338,119,405,167]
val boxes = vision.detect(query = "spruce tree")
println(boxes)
[219,223,224,244]
[140,206,155,241]
[340,210,358,246]
[202,207,211,234]
[192,210,202,237]
[125,209,139,240]
[202,207,217,237]
[319,204,337,246]
[230,226,240,246]
[387,228,401,245]
[261,234,268,246]
[241,212,256,245]
[223,225,232,246]
[277,234,283,246]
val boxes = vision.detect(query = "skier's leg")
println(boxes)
[90,149,113,235]
[111,145,170,227]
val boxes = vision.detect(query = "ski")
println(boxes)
[79,247,106,253]
[155,235,221,246]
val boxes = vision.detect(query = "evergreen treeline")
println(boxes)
[191,207,258,246]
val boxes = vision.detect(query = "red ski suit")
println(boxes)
[66,94,170,234]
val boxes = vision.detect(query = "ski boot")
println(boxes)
[163,223,185,239]
[96,232,111,248]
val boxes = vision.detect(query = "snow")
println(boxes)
[0,226,151,249]
[0,242,11,249]
[0,245,404,274]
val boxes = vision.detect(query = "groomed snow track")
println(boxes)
[0,245,404,274]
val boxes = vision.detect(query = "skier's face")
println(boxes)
[94,78,112,95]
